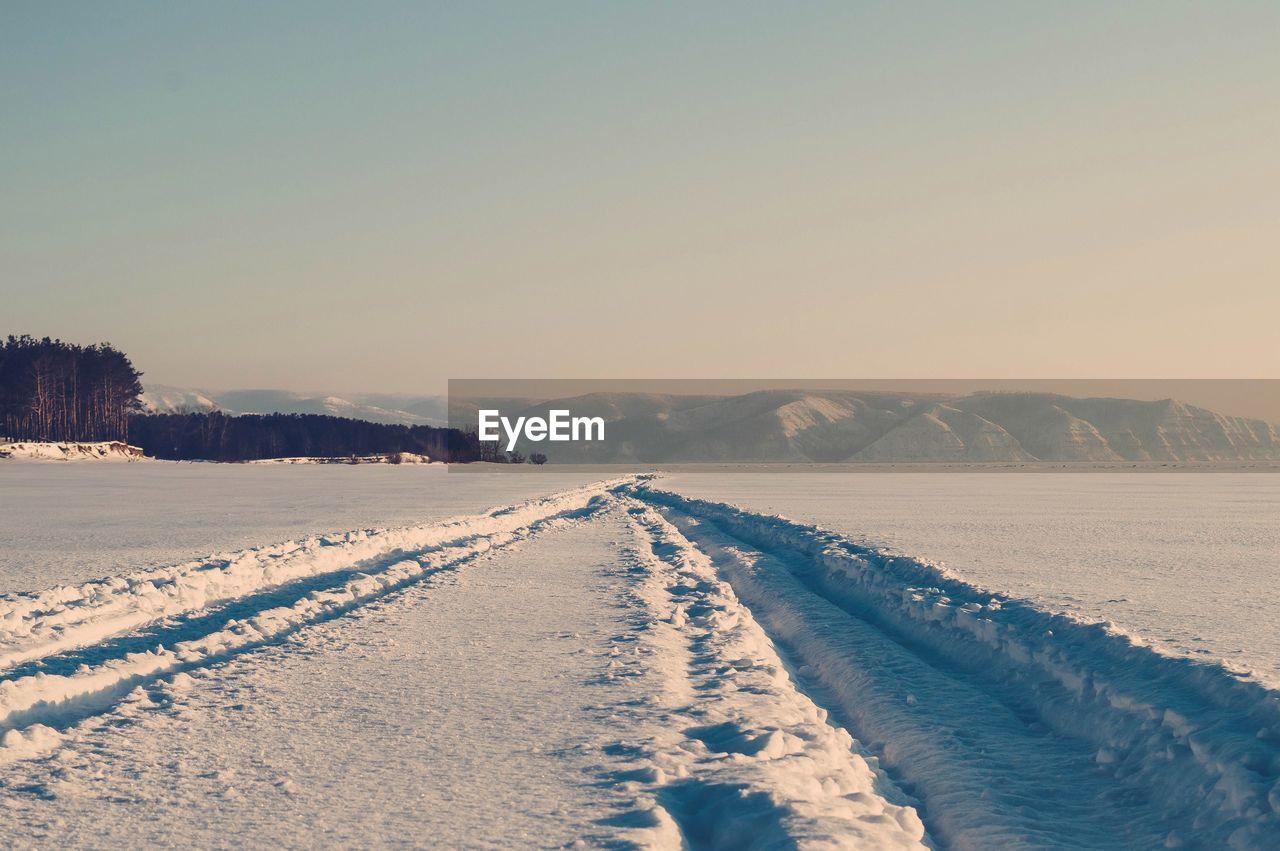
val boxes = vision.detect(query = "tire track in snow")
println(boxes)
[0,504,656,848]
[600,497,929,850]
[625,483,1280,850]
[0,478,634,674]
[0,483,627,763]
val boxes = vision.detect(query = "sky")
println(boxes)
[2,2,1278,394]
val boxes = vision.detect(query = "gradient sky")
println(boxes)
[3,2,1277,393]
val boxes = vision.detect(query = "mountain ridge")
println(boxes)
[139,386,448,426]
[453,389,1280,463]
[142,385,1280,462]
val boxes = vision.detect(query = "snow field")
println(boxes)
[659,472,1280,688]
[3,470,1278,849]
[0,478,626,671]
[0,480,628,763]
[0,509,651,848]
[0,464,609,591]
[628,482,1280,849]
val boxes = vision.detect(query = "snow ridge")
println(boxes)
[0,479,627,673]
[0,480,632,762]
[0,442,146,462]
[626,482,1280,850]
[605,498,928,850]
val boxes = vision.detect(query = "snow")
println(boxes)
[616,499,927,848]
[774,396,858,438]
[0,464,603,591]
[0,478,619,682]
[1,466,1277,847]
[246,452,433,464]
[135,385,220,415]
[659,472,1280,686]
[0,516,640,847]
[632,477,1280,848]
[461,391,1280,463]
[0,491,614,768]
[0,442,146,462]
[138,386,448,426]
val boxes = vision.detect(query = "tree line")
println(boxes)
[1,334,510,463]
[463,428,549,464]
[129,411,482,462]
[0,335,143,442]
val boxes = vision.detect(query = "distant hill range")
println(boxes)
[450,390,1280,464]
[143,386,1280,463]
[139,386,447,426]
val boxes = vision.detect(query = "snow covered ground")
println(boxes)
[0,465,601,591]
[1,503,635,847]
[1,466,1277,848]
[636,478,1280,848]
[0,442,145,462]
[661,472,1280,687]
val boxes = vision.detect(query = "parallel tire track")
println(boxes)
[622,484,1280,850]
[613,498,929,850]
[0,486,620,763]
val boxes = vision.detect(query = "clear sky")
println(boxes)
[3,2,1277,393]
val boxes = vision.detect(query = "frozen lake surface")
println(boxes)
[0,468,928,849]
[0,464,601,591]
[2,464,1278,848]
[664,471,1280,687]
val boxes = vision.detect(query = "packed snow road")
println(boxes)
[1,474,1277,849]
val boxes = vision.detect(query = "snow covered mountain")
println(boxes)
[139,386,447,426]
[465,390,1280,463]
[140,386,1280,462]
[136,385,220,416]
